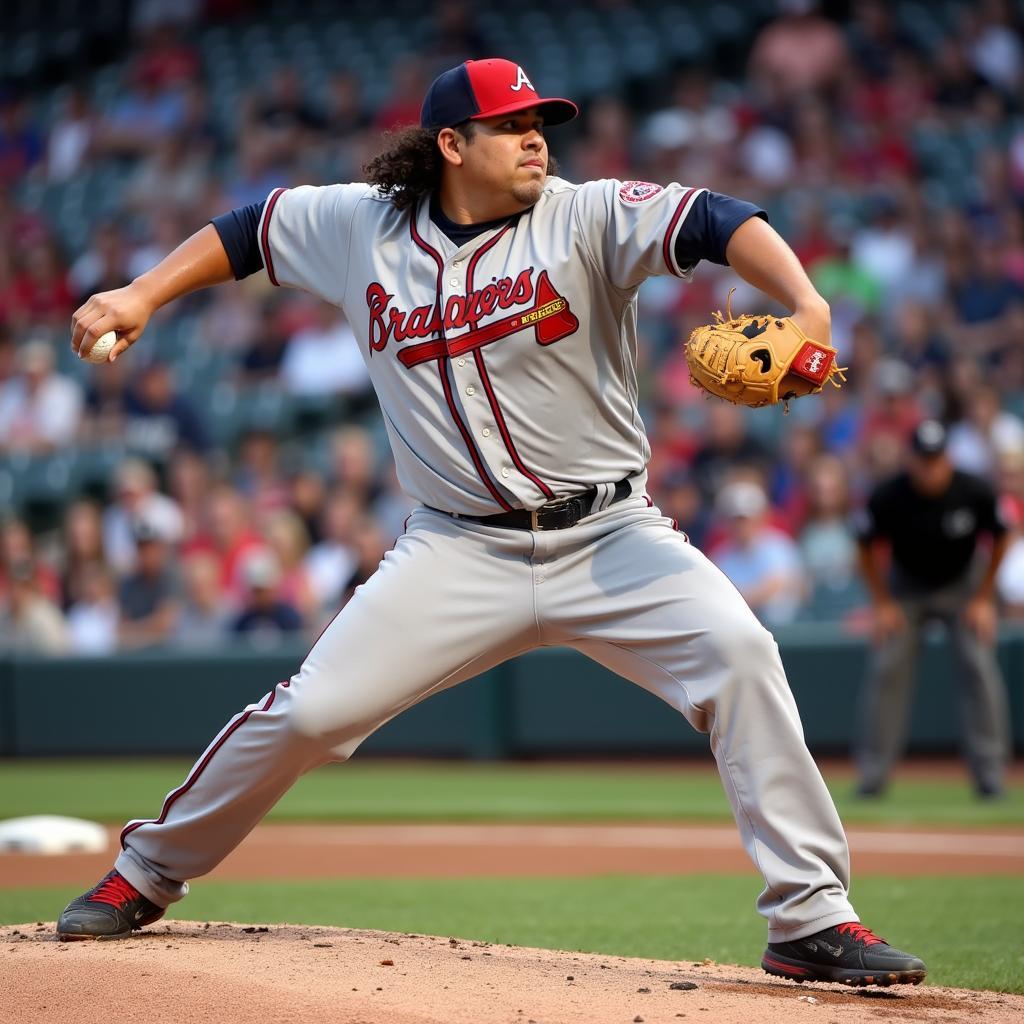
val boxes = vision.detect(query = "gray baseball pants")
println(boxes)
[116,498,856,941]
[856,576,1011,794]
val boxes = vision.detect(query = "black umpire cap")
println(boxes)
[911,419,948,458]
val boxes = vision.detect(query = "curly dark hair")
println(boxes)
[363,123,470,211]
[364,121,558,211]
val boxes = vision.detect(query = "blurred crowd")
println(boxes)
[1,0,1023,652]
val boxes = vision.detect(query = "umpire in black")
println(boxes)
[854,419,1013,798]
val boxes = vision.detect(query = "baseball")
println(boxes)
[81,330,118,364]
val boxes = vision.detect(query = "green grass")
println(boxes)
[3,761,1019,992]
[0,759,1020,825]
[4,875,1021,993]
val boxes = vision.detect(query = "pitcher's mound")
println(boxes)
[3,922,1019,1023]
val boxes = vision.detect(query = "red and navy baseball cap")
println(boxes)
[420,59,578,131]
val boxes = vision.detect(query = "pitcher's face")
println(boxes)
[457,107,549,208]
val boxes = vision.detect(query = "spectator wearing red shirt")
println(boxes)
[133,23,201,92]
[185,483,266,603]
[8,239,75,334]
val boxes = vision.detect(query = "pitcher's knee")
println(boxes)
[286,670,385,756]
[289,692,366,743]
[716,620,787,699]
[283,712,364,765]
[684,621,788,731]
[288,686,323,739]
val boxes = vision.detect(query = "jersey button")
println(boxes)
[449,278,459,287]
[482,428,491,437]
[501,467,510,478]
[457,358,466,367]
[465,385,475,396]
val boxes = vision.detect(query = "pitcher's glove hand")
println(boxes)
[685,293,845,410]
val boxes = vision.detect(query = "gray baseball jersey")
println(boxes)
[256,177,705,514]
[112,174,859,946]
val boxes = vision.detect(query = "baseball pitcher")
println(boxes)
[59,59,924,987]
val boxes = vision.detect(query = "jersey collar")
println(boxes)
[416,193,523,260]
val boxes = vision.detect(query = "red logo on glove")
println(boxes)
[791,342,834,385]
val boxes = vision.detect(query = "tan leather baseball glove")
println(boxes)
[685,293,845,410]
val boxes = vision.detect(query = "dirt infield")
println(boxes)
[3,821,1023,888]
[3,921,1022,1024]
[6,821,1022,1021]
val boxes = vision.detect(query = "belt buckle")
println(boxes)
[532,496,582,531]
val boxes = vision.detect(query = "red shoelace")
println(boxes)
[837,922,885,946]
[88,872,141,909]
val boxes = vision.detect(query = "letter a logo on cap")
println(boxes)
[510,66,534,92]
[421,59,578,129]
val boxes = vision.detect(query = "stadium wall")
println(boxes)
[1,628,1022,758]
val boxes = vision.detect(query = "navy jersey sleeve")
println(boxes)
[673,191,767,270]
[211,201,265,281]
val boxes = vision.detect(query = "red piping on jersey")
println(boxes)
[119,680,291,849]
[436,358,513,509]
[409,210,513,511]
[473,350,554,500]
[467,228,555,501]
[662,187,697,277]
[260,188,287,286]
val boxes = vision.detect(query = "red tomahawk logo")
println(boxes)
[398,271,578,368]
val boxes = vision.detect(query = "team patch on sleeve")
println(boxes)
[617,180,663,204]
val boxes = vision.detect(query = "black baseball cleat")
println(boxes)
[762,922,927,987]
[56,869,166,940]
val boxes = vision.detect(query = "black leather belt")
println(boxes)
[434,477,634,531]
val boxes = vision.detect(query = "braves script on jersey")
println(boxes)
[258,178,705,514]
